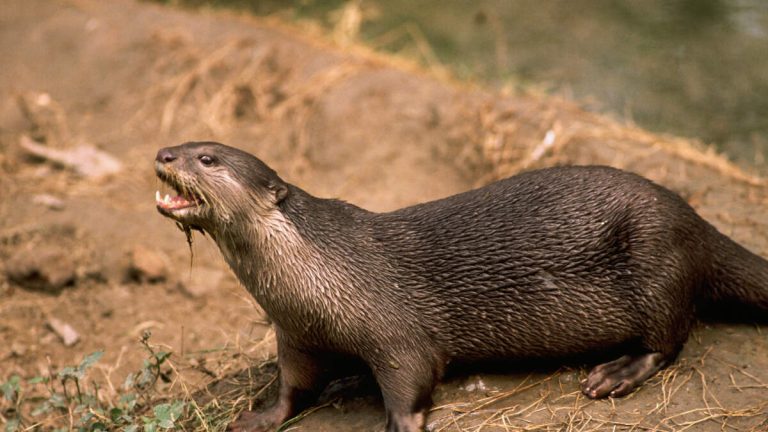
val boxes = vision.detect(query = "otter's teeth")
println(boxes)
[164,194,171,204]
[155,190,161,203]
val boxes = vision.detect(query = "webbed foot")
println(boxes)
[581,353,666,398]
[227,406,289,432]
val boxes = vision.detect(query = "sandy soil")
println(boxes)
[0,0,766,430]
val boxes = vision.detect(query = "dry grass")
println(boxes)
[151,338,766,432]
[465,96,766,188]
[419,348,768,432]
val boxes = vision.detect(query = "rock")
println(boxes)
[0,279,13,297]
[6,245,77,292]
[47,317,80,347]
[32,194,65,210]
[19,135,123,179]
[177,267,224,298]
[128,245,170,283]
[9,342,27,357]
[461,376,489,393]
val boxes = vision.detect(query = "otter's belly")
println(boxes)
[430,281,642,361]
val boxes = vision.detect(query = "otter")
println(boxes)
[154,141,768,432]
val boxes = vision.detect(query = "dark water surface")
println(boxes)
[167,0,768,172]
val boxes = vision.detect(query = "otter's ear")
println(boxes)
[269,181,289,204]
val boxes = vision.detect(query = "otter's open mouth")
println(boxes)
[155,190,199,211]
[154,169,204,216]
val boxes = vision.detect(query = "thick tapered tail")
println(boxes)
[705,228,768,319]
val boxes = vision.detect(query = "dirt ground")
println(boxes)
[0,0,766,430]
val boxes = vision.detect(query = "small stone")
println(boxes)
[32,194,65,210]
[40,332,58,345]
[10,342,27,357]
[6,245,77,292]
[36,93,51,106]
[76,262,105,282]
[128,245,170,283]
[463,376,488,392]
[20,135,123,179]
[47,317,80,347]
[474,378,487,392]
[177,267,224,298]
[0,280,12,297]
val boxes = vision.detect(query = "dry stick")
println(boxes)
[96,345,128,402]
[564,389,583,432]
[473,392,549,432]
[440,375,535,414]
[695,367,717,425]
[498,394,548,428]
[650,365,694,416]
[469,406,514,431]
[277,400,335,430]
[548,390,587,424]
[197,362,277,431]
[433,375,550,432]
[656,403,768,432]
[693,350,727,417]
[738,369,768,389]
[170,343,244,431]
[712,354,768,391]
[677,413,738,432]
[448,410,461,431]
[657,366,676,413]
[728,372,745,393]
[508,393,548,417]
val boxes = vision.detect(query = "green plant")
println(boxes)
[1,375,22,432]
[0,332,187,432]
[124,331,174,401]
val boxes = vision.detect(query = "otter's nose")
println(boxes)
[156,148,177,164]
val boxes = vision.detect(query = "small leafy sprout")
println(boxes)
[1,333,188,431]
[1,375,21,402]
[57,351,103,404]
[123,331,173,400]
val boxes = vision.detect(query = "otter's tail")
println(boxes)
[704,228,768,319]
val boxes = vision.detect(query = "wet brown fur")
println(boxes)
[154,142,768,432]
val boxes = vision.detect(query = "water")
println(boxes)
[170,0,768,172]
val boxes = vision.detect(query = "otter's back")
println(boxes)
[374,166,709,360]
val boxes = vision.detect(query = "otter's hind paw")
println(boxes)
[581,353,666,399]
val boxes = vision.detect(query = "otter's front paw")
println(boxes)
[227,409,285,432]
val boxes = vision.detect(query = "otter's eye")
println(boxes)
[199,155,215,166]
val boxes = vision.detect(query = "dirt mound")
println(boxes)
[0,0,766,430]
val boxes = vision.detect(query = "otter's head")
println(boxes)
[154,141,288,232]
